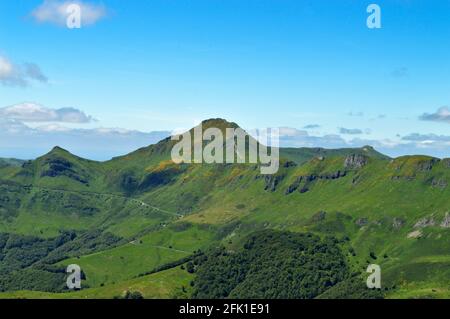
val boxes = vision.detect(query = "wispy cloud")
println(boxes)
[24,63,48,82]
[419,107,450,124]
[0,55,48,87]
[339,127,363,135]
[31,0,107,27]
[303,124,320,129]
[402,133,450,142]
[0,103,95,123]
[278,127,308,137]
[347,111,364,117]
[276,129,348,149]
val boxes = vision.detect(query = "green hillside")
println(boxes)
[0,266,193,299]
[0,119,449,299]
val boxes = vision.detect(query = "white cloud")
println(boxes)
[0,118,33,135]
[0,56,19,85]
[249,126,450,158]
[24,63,48,82]
[0,55,48,87]
[0,118,170,160]
[0,103,95,123]
[339,127,363,135]
[402,133,450,142]
[278,127,309,137]
[31,0,107,27]
[0,103,172,159]
[419,107,450,124]
[35,124,73,132]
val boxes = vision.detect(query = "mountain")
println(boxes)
[0,119,449,299]
[0,158,25,168]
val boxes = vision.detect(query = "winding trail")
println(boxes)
[19,184,181,217]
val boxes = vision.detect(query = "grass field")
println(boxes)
[57,225,215,287]
[0,267,193,299]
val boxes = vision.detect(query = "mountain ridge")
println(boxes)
[0,118,449,299]
[6,117,449,165]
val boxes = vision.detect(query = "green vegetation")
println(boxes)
[0,267,193,299]
[0,119,449,299]
[56,224,214,287]
[0,231,123,292]
[316,277,384,299]
[191,230,350,299]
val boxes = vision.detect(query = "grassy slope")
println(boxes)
[0,267,193,299]
[175,157,450,295]
[57,225,215,287]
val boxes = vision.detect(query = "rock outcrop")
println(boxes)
[441,213,450,228]
[264,174,285,192]
[285,176,303,194]
[407,230,423,239]
[431,177,447,189]
[392,217,405,229]
[414,217,436,228]
[40,157,88,185]
[344,154,368,169]
[283,161,297,168]
[417,158,440,171]
[442,158,450,168]
[355,218,368,227]
[284,171,347,195]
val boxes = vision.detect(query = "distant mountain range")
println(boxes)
[0,158,25,168]
[0,119,449,299]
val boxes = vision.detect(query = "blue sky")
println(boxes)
[1,0,450,159]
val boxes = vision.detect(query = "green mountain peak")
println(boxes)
[200,118,240,130]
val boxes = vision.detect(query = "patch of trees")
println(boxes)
[316,276,384,299]
[190,230,350,299]
[39,230,124,265]
[0,232,75,276]
[0,268,67,293]
[40,157,89,185]
[114,290,144,299]
[137,250,204,278]
[0,230,123,293]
